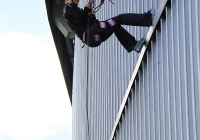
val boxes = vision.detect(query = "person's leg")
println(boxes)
[99,9,156,52]
[113,13,152,27]
[100,20,137,51]
[112,8,156,27]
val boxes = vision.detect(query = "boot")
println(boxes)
[128,37,145,53]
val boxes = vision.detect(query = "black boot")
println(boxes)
[128,37,145,53]
[147,7,156,26]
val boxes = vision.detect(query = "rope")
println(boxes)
[93,0,114,13]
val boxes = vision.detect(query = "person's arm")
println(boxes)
[70,3,91,24]
[73,0,94,23]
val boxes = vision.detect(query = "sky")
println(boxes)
[0,1,72,140]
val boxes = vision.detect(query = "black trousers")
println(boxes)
[87,12,152,51]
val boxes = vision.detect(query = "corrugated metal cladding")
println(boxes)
[72,0,200,140]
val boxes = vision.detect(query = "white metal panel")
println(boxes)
[72,0,200,140]
[113,0,200,140]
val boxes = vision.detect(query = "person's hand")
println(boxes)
[100,0,104,4]
[84,3,91,9]
[88,0,94,4]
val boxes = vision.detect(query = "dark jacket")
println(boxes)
[63,3,96,40]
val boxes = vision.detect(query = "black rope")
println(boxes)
[86,2,92,139]
[93,0,114,13]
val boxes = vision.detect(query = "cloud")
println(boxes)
[0,31,72,140]
[0,14,10,33]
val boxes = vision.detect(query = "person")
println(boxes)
[63,0,156,53]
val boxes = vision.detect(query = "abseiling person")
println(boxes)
[63,0,156,53]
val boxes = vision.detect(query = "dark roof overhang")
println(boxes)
[45,0,74,105]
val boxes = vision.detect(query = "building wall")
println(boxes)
[72,0,200,140]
